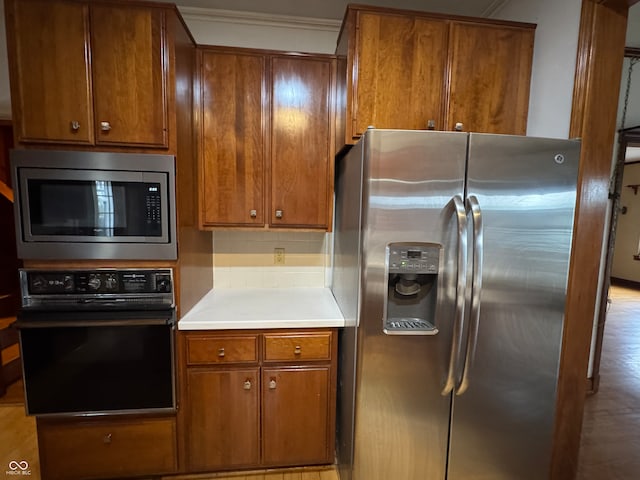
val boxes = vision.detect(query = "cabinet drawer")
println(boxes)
[264,332,332,362]
[187,334,259,365]
[38,416,177,480]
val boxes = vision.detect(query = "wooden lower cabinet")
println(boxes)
[186,368,260,470]
[182,329,337,473]
[262,366,332,466]
[37,415,177,480]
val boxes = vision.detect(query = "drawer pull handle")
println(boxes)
[294,345,302,355]
[269,379,277,390]
[244,380,252,390]
[218,347,225,357]
[275,209,283,219]
[70,120,80,131]
[250,209,257,218]
[100,121,112,132]
[103,433,112,444]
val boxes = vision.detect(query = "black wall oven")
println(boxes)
[16,268,176,416]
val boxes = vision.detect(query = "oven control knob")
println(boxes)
[63,275,74,292]
[87,274,102,291]
[30,275,47,293]
[156,276,171,293]
[104,274,118,291]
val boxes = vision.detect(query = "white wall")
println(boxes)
[628,3,640,48]
[492,0,582,139]
[180,7,340,53]
[616,56,640,129]
[612,163,640,281]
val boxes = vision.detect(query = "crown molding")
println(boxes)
[178,6,342,33]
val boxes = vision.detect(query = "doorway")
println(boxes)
[591,123,640,393]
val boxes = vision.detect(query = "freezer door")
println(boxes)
[351,129,467,480]
[447,134,580,480]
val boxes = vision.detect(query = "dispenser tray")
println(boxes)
[384,317,438,335]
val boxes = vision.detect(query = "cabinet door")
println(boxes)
[352,12,448,137]
[186,368,260,470]
[7,0,94,144]
[200,51,266,227]
[446,22,534,135]
[90,4,168,147]
[262,367,332,465]
[270,56,334,229]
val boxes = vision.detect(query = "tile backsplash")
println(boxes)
[212,231,332,288]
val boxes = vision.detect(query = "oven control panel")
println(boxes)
[19,268,174,310]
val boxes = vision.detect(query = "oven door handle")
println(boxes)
[14,318,175,329]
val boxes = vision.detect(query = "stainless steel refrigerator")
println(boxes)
[331,129,580,480]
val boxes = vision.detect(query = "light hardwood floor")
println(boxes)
[0,381,39,479]
[576,284,640,479]
[1,285,639,480]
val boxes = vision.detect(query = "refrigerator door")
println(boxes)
[447,134,580,480]
[350,129,467,480]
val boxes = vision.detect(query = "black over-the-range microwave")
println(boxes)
[10,149,177,260]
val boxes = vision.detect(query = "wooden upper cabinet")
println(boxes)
[5,0,169,148]
[352,12,448,136]
[198,47,335,231]
[90,4,168,147]
[269,55,335,229]
[446,22,534,135]
[199,50,266,227]
[335,5,535,148]
[7,0,94,144]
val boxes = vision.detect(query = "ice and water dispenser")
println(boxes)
[384,242,441,335]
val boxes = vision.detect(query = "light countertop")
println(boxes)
[178,287,345,330]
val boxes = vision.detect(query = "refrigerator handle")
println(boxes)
[456,195,483,396]
[442,195,468,396]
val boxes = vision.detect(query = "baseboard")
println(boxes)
[586,374,600,396]
[610,277,640,289]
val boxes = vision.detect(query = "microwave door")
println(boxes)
[20,169,169,244]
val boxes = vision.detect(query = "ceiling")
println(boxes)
[158,0,509,19]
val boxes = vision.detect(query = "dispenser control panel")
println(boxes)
[387,243,440,274]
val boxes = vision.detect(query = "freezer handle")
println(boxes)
[442,195,467,396]
[457,195,483,395]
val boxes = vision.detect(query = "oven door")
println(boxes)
[15,309,176,416]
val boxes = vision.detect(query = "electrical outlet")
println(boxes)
[274,248,285,265]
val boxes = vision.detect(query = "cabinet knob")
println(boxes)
[100,121,112,132]
[103,433,112,444]
[218,347,225,357]
[427,120,435,130]
[70,121,80,132]
[269,378,277,390]
[294,345,302,355]
[243,380,252,390]
[250,209,257,218]
[454,122,464,132]
[275,210,283,219]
